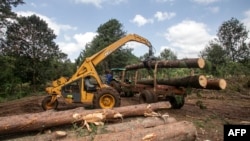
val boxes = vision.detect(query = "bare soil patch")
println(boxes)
[0,87,249,141]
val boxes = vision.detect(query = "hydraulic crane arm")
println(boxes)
[72,34,153,78]
[89,34,153,66]
[46,33,153,94]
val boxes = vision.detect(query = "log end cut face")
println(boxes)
[198,75,207,88]
[219,79,227,90]
[197,58,205,69]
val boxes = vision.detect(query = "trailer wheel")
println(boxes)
[139,90,155,103]
[93,88,121,109]
[167,95,185,109]
[42,96,58,110]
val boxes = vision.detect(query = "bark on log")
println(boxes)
[137,75,207,88]
[97,116,177,134]
[0,102,171,134]
[31,120,197,141]
[205,79,227,90]
[126,58,205,70]
[62,120,197,141]
[25,116,178,141]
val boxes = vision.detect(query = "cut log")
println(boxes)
[137,75,207,89]
[97,116,177,134]
[31,120,196,141]
[63,120,197,141]
[205,79,227,90]
[0,102,171,134]
[24,116,177,141]
[125,58,205,70]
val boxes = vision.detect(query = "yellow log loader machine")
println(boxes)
[42,34,154,110]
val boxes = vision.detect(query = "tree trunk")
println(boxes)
[97,116,177,134]
[31,120,197,141]
[125,58,205,70]
[205,79,227,90]
[137,75,207,88]
[65,120,197,141]
[0,102,171,134]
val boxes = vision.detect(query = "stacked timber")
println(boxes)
[137,75,208,89]
[125,58,227,90]
[126,58,205,70]
[0,102,197,141]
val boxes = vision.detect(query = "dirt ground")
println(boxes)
[0,83,250,141]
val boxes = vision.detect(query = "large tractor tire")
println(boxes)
[139,90,156,104]
[167,95,185,109]
[93,88,121,109]
[42,96,58,110]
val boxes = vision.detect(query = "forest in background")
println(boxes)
[0,0,249,101]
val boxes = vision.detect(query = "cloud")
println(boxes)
[30,2,47,7]
[131,11,175,27]
[207,6,220,13]
[123,41,152,57]
[15,11,96,61]
[74,32,97,45]
[242,10,250,43]
[192,0,220,4]
[154,11,176,21]
[131,14,154,27]
[58,32,98,61]
[30,3,37,7]
[74,0,126,8]
[63,35,71,42]
[16,11,77,35]
[164,20,215,59]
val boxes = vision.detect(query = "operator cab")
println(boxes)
[84,76,97,92]
[61,76,98,103]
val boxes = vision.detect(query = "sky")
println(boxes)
[13,0,250,62]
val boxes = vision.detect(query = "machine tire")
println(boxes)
[42,96,58,110]
[93,88,121,109]
[139,90,155,104]
[167,95,185,109]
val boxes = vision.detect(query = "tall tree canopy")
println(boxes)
[217,17,249,62]
[0,0,24,47]
[200,17,250,76]
[2,14,65,85]
[160,48,177,60]
[76,19,138,72]
[200,40,227,65]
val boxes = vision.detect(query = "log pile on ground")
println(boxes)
[206,79,227,90]
[0,102,197,141]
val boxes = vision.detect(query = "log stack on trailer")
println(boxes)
[111,58,227,109]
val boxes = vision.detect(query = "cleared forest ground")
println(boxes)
[0,78,249,141]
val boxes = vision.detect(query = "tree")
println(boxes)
[0,0,24,47]
[0,55,19,97]
[217,17,250,62]
[200,40,227,65]
[160,48,177,60]
[199,18,250,76]
[2,14,64,86]
[77,19,138,73]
